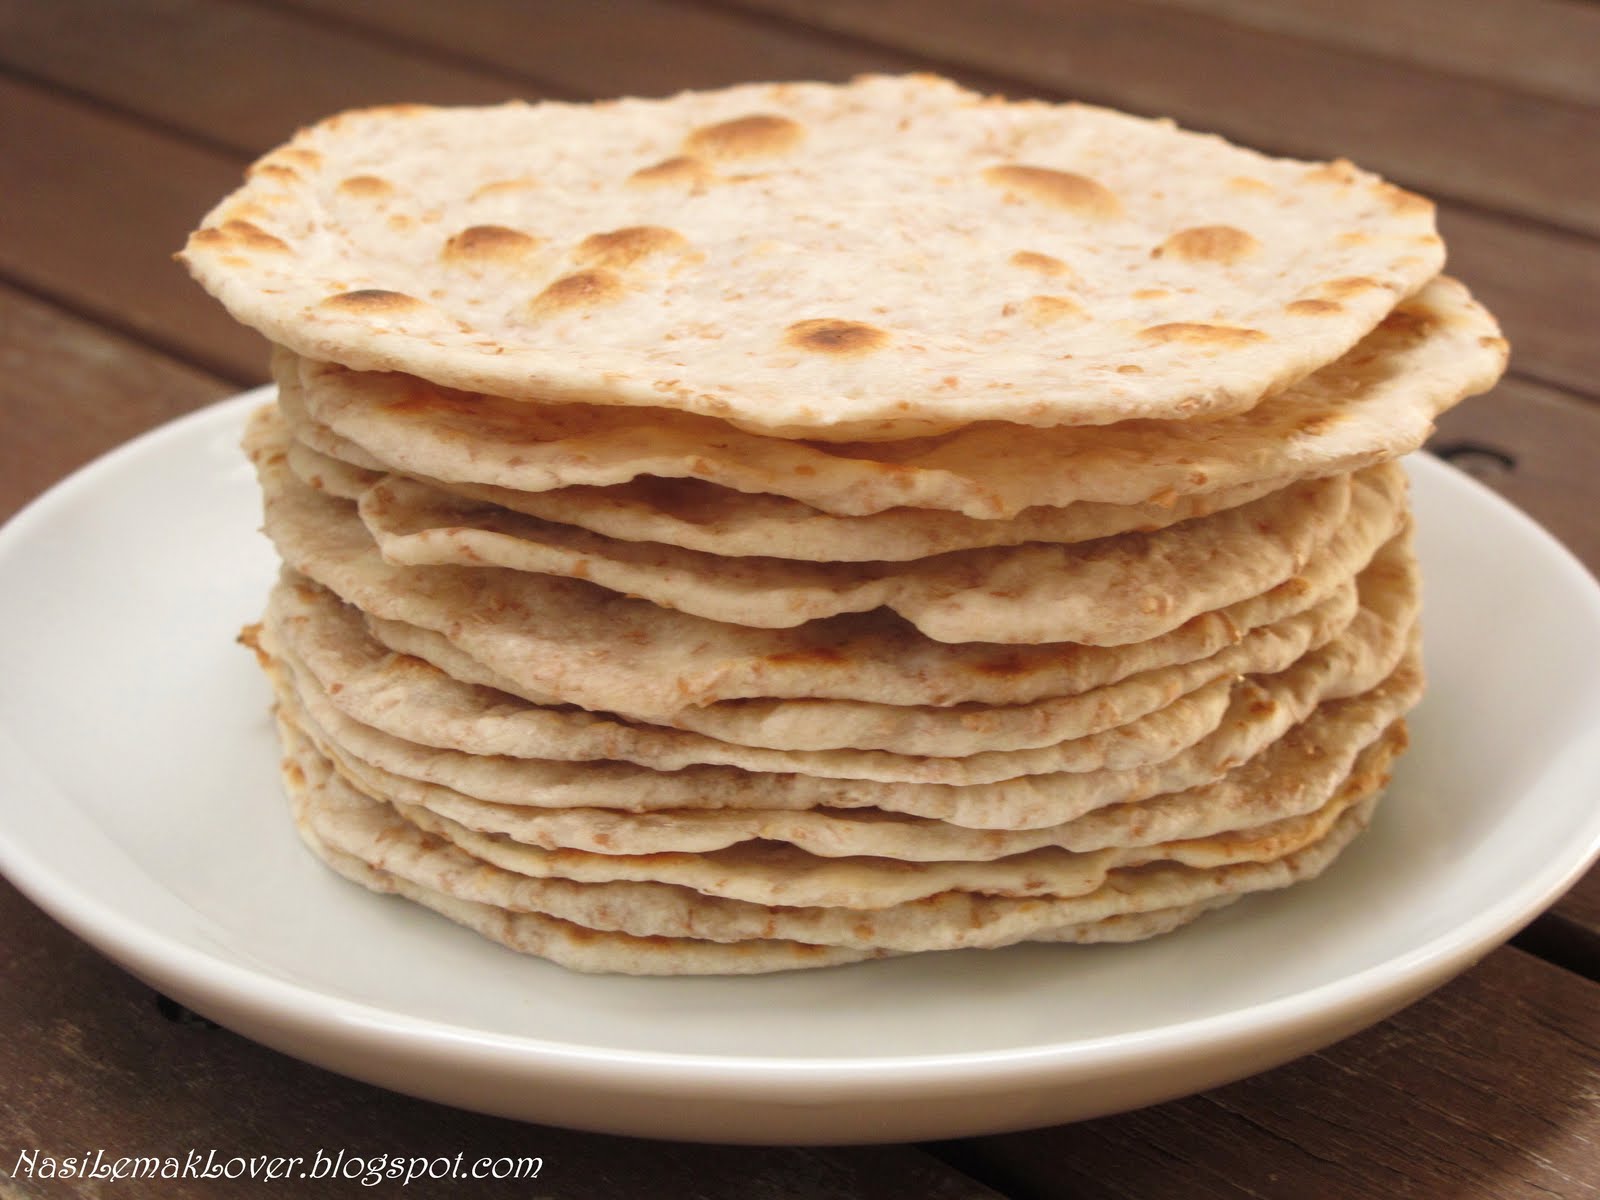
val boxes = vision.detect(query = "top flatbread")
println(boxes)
[182,74,1447,438]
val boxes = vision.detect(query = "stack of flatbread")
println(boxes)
[182,75,1507,974]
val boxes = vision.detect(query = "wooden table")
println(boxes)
[2,2,1597,1195]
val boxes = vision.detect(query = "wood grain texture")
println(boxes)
[1436,211,1600,400]
[0,0,526,156]
[724,0,1600,236]
[0,879,1002,1200]
[1145,0,1600,107]
[938,948,1600,1200]
[0,77,267,381]
[0,286,232,522]
[1554,888,1600,943]
[268,0,962,98]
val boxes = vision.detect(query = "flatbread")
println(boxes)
[309,676,1409,860]
[182,75,1450,439]
[270,564,1362,755]
[248,412,1410,713]
[259,558,1418,791]
[286,714,1390,955]
[201,72,1469,975]
[278,274,1501,518]
[388,470,1290,563]
[281,416,1297,563]
[395,742,1383,908]
[355,464,1353,644]
[262,620,1419,833]
[285,438,383,499]
[271,636,1237,787]
[287,771,877,975]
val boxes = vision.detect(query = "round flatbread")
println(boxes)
[248,410,1410,714]
[183,75,1450,439]
[277,275,1501,518]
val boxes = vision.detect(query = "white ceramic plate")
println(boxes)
[3,389,1599,1145]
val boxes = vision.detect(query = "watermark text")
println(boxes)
[9,1148,543,1186]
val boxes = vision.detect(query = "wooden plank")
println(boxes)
[1145,0,1600,108]
[0,77,267,381]
[940,947,1600,1199]
[268,0,959,99]
[0,880,1003,1199]
[1555,885,1600,942]
[0,286,233,522]
[0,0,528,157]
[723,0,1600,236]
[1437,210,1600,400]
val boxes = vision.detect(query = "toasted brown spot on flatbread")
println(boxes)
[575,225,689,270]
[685,113,805,160]
[337,174,394,198]
[1139,322,1267,346]
[235,622,268,668]
[982,164,1122,219]
[764,646,847,667]
[528,269,625,317]
[629,155,715,188]
[1010,250,1070,277]
[470,176,538,201]
[322,288,424,312]
[1022,295,1085,325]
[1376,182,1433,215]
[442,224,542,262]
[1286,299,1343,316]
[249,162,302,184]
[1321,276,1382,299]
[1379,305,1439,337]
[220,220,291,253]
[972,653,1037,678]
[1304,159,1359,186]
[221,200,273,224]
[1154,225,1260,265]
[1228,175,1272,193]
[1296,413,1345,437]
[339,102,429,123]
[784,318,890,355]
